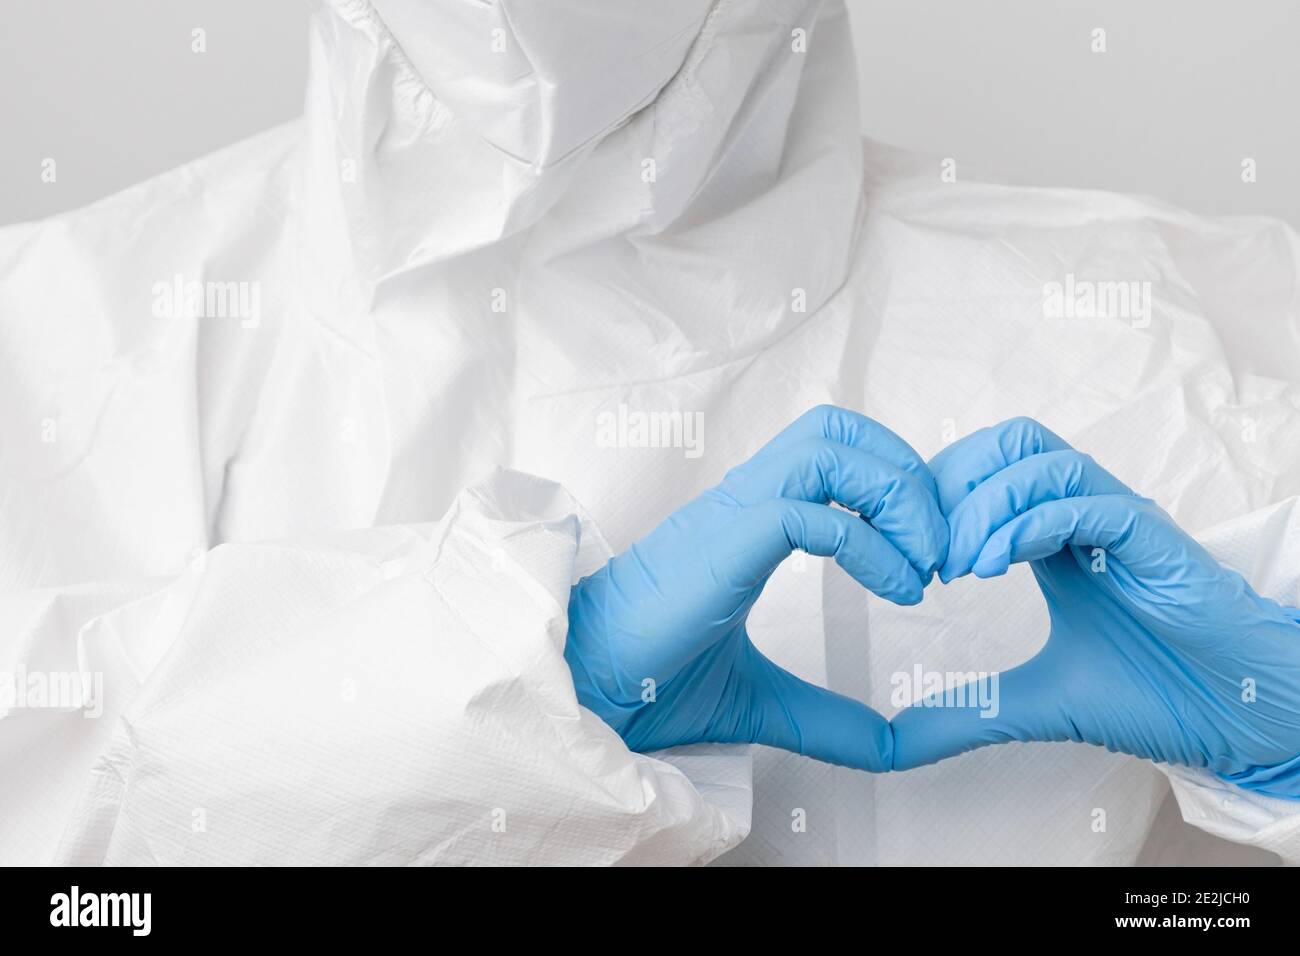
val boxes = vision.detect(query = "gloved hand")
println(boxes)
[891,417,1300,797]
[565,405,948,771]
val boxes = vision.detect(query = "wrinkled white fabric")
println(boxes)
[1,0,1299,864]
[5,469,751,865]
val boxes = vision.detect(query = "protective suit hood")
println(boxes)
[367,0,714,169]
[302,0,855,305]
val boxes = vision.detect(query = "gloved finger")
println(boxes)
[890,652,1072,770]
[735,644,894,772]
[970,494,1200,584]
[928,417,1071,516]
[749,404,939,500]
[723,436,948,579]
[732,498,926,605]
[940,449,1134,582]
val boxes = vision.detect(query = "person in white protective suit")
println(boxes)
[2,0,1300,866]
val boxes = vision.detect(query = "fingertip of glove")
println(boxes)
[972,549,1009,578]
[927,529,950,580]
[896,580,925,605]
[877,718,896,774]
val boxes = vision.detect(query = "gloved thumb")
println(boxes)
[890,653,1068,770]
[736,644,894,772]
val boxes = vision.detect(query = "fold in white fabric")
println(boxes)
[4,470,751,866]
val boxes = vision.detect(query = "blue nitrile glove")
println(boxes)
[891,417,1300,797]
[564,405,948,771]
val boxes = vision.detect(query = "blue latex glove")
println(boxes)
[565,405,948,771]
[892,417,1300,797]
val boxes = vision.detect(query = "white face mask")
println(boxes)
[368,0,715,169]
